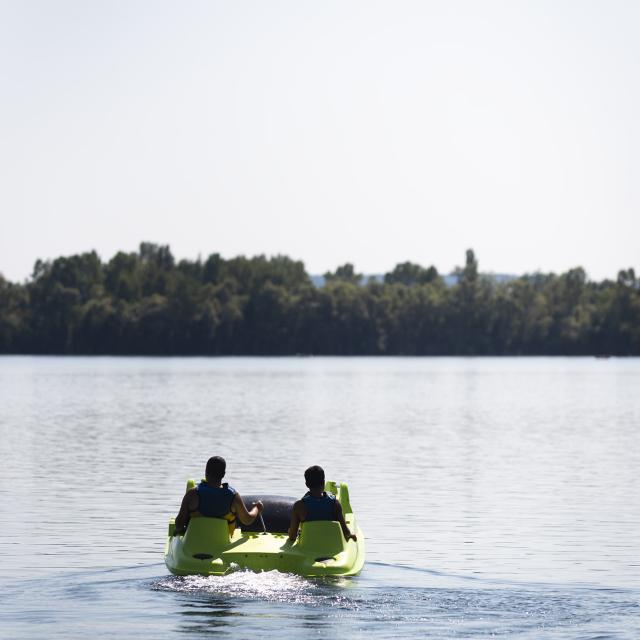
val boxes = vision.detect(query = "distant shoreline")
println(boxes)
[1,244,638,357]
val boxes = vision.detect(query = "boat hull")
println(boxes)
[164,482,365,577]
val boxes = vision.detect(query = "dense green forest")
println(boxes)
[0,243,638,355]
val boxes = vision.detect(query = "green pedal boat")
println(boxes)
[164,480,365,577]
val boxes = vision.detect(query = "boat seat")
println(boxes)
[297,521,346,556]
[181,518,230,556]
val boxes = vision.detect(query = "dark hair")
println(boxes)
[205,456,226,480]
[304,465,325,489]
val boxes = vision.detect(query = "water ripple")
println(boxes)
[1,356,639,638]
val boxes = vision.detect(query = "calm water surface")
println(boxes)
[0,357,639,638]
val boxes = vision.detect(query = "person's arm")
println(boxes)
[334,499,357,542]
[232,493,263,525]
[174,489,198,535]
[288,500,304,541]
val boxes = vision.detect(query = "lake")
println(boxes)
[1,356,639,638]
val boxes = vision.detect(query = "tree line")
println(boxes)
[0,243,638,355]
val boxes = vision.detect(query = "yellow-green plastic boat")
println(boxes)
[164,480,365,577]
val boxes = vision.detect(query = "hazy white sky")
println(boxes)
[1,1,638,282]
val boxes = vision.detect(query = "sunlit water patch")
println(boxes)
[153,569,340,605]
[148,565,640,638]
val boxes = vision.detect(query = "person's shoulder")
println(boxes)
[293,499,305,511]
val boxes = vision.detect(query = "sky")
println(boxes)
[1,0,639,282]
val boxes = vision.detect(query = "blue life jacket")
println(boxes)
[196,482,237,519]
[302,491,337,521]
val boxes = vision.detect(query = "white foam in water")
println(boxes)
[154,570,321,604]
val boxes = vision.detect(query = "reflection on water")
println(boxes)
[1,356,639,638]
[176,600,242,634]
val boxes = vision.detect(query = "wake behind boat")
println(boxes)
[164,480,365,577]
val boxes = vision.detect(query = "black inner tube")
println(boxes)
[239,494,297,533]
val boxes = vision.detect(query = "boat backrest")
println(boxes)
[324,480,338,494]
[182,518,230,555]
[338,483,352,514]
[298,521,346,556]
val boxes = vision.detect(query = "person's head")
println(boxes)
[304,465,325,490]
[205,456,226,482]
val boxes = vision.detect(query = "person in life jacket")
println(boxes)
[288,465,357,542]
[174,456,263,536]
